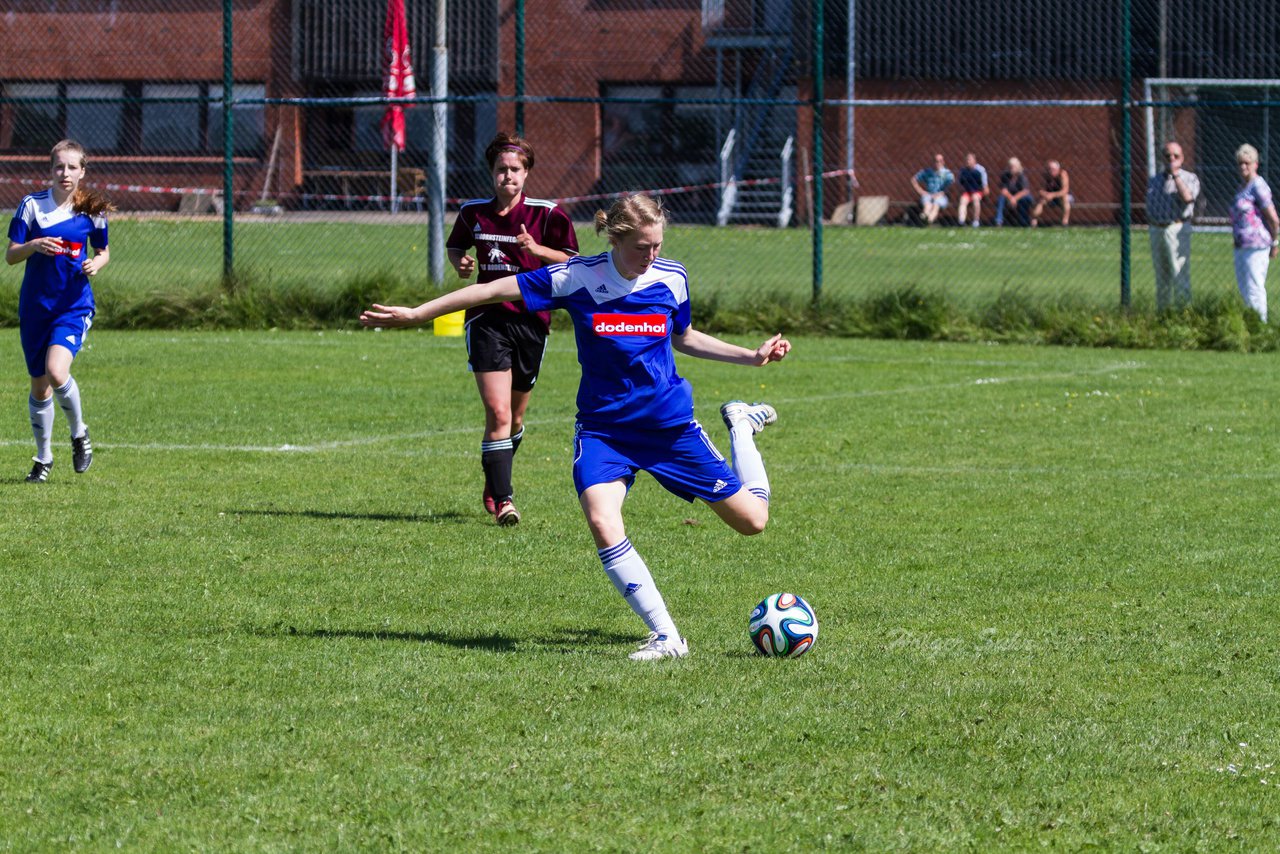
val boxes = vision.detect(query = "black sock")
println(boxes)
[480,438,515,502]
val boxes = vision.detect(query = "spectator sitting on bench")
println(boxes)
[995,157,1033,227]
[911,153,954,226]
[956,152,989,228]
[1031,160,1072,228]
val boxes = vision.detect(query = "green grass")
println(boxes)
[0,219,1259,335]
[3,329,1280,849]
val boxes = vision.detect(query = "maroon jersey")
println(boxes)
[446,195,579,330]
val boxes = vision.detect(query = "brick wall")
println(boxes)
[3,0,1165,223]
[801,79,1132,225]
[0,5,274,80]
[495,0,710,205]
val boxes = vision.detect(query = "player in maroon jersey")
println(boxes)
[445,132,579,525]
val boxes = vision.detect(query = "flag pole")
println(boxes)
[390,139,399,214]
[381,0,414,216]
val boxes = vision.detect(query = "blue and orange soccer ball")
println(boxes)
[748,592,818,658]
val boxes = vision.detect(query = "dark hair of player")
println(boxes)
[484,132,535,172]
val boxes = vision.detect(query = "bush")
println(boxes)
[5,272,1280,352]
[87,269,423,331]
[691,286,1280,352]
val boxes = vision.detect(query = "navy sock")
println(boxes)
[481,437,515,502]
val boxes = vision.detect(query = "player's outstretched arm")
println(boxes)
[673,328,791,366]
[360,275,521,328]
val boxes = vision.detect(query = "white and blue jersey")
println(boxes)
[518,251,743,502]
[8,189,105,319]
[517,252,694,430]
[9,190,106,376]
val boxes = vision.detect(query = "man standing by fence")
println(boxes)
[1146,142,1201,312]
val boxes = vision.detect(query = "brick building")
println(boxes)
[1,0,1275,222]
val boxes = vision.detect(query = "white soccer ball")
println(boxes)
[748,592,818,658]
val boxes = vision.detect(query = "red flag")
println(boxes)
[380,0,416,152]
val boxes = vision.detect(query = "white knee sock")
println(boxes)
[598,538,678,637]
[29,396,54,464]
[729,422,771,503]
[53,377,86,439]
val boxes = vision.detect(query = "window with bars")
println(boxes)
[0,82,264,155]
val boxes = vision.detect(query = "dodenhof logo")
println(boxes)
[592,313,667,336]
[51,239,83,259]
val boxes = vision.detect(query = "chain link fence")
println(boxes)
[3,0,1279,326]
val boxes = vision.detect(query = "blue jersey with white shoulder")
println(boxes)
[517,252,693,429]
[8,189,106,318]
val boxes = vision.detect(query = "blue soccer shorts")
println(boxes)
[20,310,93,377]
[572,420,742,503]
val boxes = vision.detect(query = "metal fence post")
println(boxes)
[222,0,234,283]
[428,0,448,287]
[1120,0,1133,308]
[812,0,824,303]
[515,0,525,136]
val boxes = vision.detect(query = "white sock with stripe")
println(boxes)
[598,538,678,638]
[53,377,86,439]
[29,396,54,464]
[728,421,770,503]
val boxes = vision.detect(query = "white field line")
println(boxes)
[826,462,1280,481]
[0,360,1146,455]
[780,359,1145,403]
[0,427,480,455]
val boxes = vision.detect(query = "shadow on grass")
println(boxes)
[230,507,469,524]
[251,624,637,653]
[260,624,519,651]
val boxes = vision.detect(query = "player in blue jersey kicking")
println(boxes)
[6,140,112,483]
[362,194,790,660]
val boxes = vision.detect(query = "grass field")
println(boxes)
[3,328,1280,849]
[0,218,1254,323]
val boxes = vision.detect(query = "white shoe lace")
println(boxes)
[724,402,776,434]
[630,632,687,660]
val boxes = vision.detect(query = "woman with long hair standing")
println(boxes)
[6,139,112,482]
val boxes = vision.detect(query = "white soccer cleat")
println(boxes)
[720,400,777,435]
[628,632,689,661]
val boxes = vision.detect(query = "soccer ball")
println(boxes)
[748,592,818,658]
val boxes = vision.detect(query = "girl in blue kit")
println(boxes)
[362,194,790,660]
[6,139,112,482]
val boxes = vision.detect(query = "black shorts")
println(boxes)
[465,311,549,392]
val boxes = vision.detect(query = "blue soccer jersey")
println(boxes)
[517,252,693,429]
[8,190,106,318]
